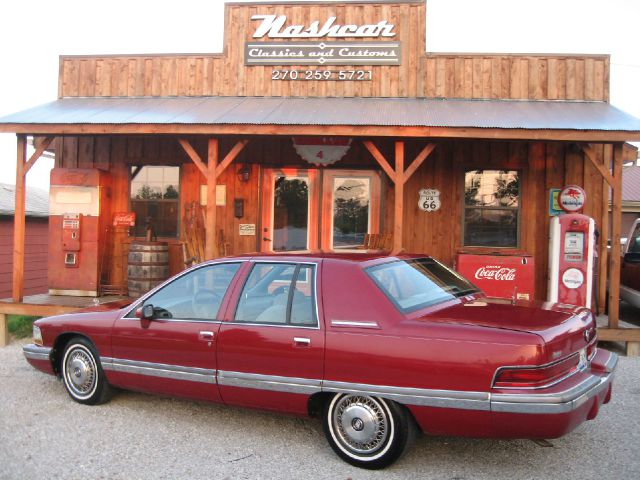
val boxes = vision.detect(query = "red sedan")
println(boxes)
[23,253,616,469]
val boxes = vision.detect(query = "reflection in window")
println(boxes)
[273,177,309,251]
[131,166,180,237]
[333,177,370,248]
[463,170,520,247]
[140,263,240,320]
[235,263,316,326]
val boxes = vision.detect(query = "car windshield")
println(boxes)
[366,258,479,313]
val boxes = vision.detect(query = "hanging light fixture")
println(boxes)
[237,163,251,182]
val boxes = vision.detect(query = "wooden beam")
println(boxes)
[363,141,396,183]
[598,145,610,314]
[177,138,208,178]
[404,143,436,181]
[607,143,624,328]
[215,139,249,178]
[24,136,54,174]
[205,138,218,260]
[597,328,640,342]
[3,123,639,142]
[12,135,27,302]
[392,141,405,254]
[582,144,614,187]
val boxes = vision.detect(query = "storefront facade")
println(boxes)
[2,0,640,345]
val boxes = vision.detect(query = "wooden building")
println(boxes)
[1,0,640,347]
[0,184,49,299]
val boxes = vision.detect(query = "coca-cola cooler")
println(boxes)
[456,252,535,301]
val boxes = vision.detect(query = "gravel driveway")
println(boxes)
[1,340,639,480]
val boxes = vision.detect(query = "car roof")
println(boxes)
[217,251,429,264]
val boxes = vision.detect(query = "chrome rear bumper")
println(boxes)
[490,351,617,414]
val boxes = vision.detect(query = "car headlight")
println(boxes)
[33,325,43,346]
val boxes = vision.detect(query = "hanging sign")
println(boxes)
[292,137,352,166]
[418,188,441,212]
[113,212,136,227]
[558,185,586,213]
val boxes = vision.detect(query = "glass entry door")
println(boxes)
[261,169,319,252]
[321,170,381,250]
[261,169,380,252]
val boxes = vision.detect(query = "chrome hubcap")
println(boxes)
[65,348,96,395]
[333,395,388,455]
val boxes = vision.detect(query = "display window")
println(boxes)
[130,166,180,238]
[463,169,520,248]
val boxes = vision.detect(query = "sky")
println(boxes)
[0,0,639,192]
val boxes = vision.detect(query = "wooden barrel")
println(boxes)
[127,241,170,298]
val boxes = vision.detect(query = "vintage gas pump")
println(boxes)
[48,168,110,296]
[547,185,595,308]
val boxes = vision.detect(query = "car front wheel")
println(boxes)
[61,337,112,405]
[322,393,413,469]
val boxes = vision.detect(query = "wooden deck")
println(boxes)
[0,293,130,346]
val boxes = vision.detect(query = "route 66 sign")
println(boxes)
[419,188,441,212]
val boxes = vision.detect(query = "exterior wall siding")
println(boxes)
[0,217,49,299]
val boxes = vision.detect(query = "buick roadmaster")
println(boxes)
[23,253,616,469]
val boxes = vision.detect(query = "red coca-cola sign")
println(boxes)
[474,266,516,281]
[457,253,535,300]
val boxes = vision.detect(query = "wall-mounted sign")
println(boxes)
[239,224,256,236]
[113,212,136,227]
[293,137,352,166]
[246,42,401,66]
[558,185,586,213]
[548,188,562,216]
[251,15,397,39]
[246,14,401,67]
[418,188,441,212]
[200,184,227,206]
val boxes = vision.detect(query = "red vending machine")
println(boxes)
[48,168,110,296]
[456,252,535,301]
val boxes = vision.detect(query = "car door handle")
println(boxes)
[293,337,311,347]
[199,331,215,342]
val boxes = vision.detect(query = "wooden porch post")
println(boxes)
[205,139,219,260]
[607,143,624,328]
[12,134,27,303]
[393,141,405,254]
[178,138,249,260]
[363,140,436,255]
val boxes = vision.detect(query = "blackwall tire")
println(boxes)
[61,337,112,405]
[322,393,412,469]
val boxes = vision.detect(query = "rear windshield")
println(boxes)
[366,258,479,313]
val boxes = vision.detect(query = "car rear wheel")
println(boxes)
[322,393,413,469]
[61,337,112,405]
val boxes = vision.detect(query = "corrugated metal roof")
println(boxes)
[1,96,640,132]
[623,165,640,203]
[0,183,49,217]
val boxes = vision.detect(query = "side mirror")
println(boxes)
[135,304,155,320]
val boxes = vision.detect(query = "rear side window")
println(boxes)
[235,263,317,327]
[137,262,241,320]
[366,258,478,313]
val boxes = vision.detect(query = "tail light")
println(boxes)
[493,354,581,389]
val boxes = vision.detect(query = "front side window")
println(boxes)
[137,263,240,320]
[367,258,479,313]
[130,166,180,237]
[235,263,317,326]
[464,169,520,248]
